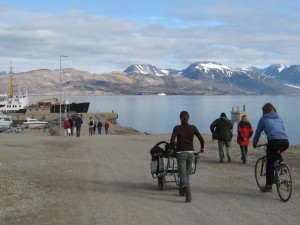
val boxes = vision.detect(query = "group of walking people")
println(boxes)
[63,115,110,137]
[170,102,289,202]
[210,112,253,164]
[63,114,83,137]
[88,117,110,136]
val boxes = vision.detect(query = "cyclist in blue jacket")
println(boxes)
[253,103,289,192]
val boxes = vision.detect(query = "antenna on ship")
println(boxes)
[8,62,14,97]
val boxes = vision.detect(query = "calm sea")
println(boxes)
[31,95,299,144]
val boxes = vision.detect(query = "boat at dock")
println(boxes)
[0,112,12,129]
[50,101,90,113]
[22,118,48,129]
[27,98,90,114]
[0,64,28,113]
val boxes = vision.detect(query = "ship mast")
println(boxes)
[8,63,14,97]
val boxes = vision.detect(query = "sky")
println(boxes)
[0,0,299,73]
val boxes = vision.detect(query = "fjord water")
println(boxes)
[34,95,299,144]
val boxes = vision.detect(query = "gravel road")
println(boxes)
[0,129,299,225]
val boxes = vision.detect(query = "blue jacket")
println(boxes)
[75,117,83,127]
[253,111,288,146]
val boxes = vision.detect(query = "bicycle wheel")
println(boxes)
[158,175,166,190]
[276,163,292,202]
[254,157,267,191]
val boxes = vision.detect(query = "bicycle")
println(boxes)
[254,144,293,202]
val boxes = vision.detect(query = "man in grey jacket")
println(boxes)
[210,112,233,163]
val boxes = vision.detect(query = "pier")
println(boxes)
[231,105,246,123]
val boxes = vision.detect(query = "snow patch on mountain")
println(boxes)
[191,62,233,77]
[278,65,286,73]
[197,62,231,71]
[124,64,169,76]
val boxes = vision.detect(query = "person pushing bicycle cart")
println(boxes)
[253,103,289,192]
[170,111,204,202]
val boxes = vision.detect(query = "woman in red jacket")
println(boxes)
[63,118,71,136]
[237,115,253,164]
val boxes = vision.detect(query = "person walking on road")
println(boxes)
[97,121,102,135]
[104,121,110,134]
[253,103,289,192]
[89,117,94,136]
[170,111,205,202]
[210,112,233,163]
[68,116,74,136]
[75,114,83,137]
[63,118,70,136]
[237,115,253,164]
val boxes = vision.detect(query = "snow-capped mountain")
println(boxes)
[124,64,181,76]
[181,62,234,80]
[261,64,300,85]
[122,61,300,94]
[124,62,300,85]
[2,61,300,95]
[178,61,296,94]
[280,65,300,84]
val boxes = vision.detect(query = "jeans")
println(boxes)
[239,145,248,162]
[177,152,194,188]
[89,127,93,136]
[218,141,231,160]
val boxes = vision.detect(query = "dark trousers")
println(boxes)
[266,139,289,185]
[239,145,248,162]
[76,127,81,137]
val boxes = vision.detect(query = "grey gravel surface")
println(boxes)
[0,128,299,225]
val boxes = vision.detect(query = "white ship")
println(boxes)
[0,64,28,113]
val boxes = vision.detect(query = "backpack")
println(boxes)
[89,121,93,126]
[149,141,172,161]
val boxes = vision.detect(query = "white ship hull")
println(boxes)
[22,118,48,129]
[0,92,28,113]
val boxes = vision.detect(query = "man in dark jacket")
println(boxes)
[210,112,233,163]
[75,115,83,137]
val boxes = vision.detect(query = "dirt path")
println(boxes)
[0,132,299,225]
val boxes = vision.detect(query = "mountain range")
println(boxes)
[0,61,300,95]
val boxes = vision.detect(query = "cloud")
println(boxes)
[0,1,299,73]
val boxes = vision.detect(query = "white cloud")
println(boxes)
[0,1,299,73]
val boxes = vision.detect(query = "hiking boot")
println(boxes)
[228,157,232,163]
[218,159,224,163]
[261,185,272,192]
[185,186,192,202]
